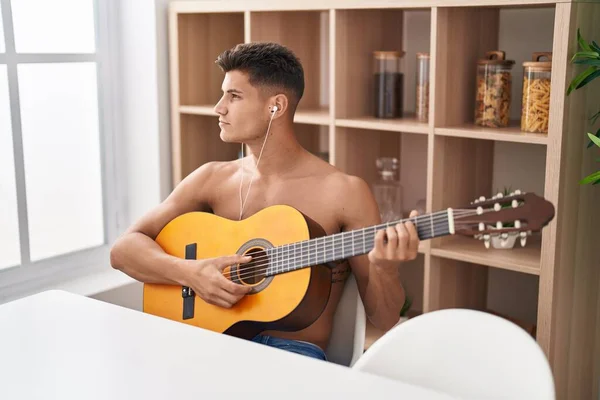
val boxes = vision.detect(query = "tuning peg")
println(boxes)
[483,234,490,249]
[477,206,483,215]
[496,192,504,198]
[512,200,519,208]
[479,196,486,202]
[479,222,484,231]
[494,203,501,211]
[514,189,522,195]
[520,231,527,247]
[515,220,521,229]
[496,221,503,229]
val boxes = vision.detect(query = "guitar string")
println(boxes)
[232,209,474,267]
[228,211,491,281]
[227,210,481,280]
[229,219,489,282]
[230,207,511,281]
[228,219,456,281]
[226,208,478,275]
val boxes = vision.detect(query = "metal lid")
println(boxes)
[477,51,515,67]
[373,51,405,59]
[523,52,552,71]
[416,52,430,58]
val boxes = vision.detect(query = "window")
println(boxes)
[0,0,124,298]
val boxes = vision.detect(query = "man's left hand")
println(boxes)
[368,210,420,268]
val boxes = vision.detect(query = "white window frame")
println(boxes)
[0,0,127,302]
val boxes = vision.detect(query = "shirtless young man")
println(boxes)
[110,42,420,361]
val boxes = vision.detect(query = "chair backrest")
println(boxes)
[352,308,555,400]
[325,274,366,367]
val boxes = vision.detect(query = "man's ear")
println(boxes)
[269,94,289,119]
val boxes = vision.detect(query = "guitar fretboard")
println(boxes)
[263,211,451,276]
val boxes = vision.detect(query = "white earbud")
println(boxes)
[241,104,277,220]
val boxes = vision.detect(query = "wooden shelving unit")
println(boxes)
[435,122,549,145]
[336,116,429,134]
[430,234,542,275]
[168,1,600,399]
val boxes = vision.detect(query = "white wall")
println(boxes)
[154,0,173,202]
[119,0,166,222]
[90,0,171,310]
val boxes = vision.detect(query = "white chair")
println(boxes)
[325,274,366,367]
[352,308,555,400]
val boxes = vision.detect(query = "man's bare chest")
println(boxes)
[209,178,341,236]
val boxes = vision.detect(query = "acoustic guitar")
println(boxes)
[143,190,555,340]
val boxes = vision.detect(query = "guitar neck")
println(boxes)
[265,209,455,276]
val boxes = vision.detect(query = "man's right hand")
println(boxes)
[184,254,253,308]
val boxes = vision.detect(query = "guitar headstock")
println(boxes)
[453,190,555,249]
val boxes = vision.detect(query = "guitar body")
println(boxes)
[143,205,332,340]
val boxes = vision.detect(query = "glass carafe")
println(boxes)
[372,157,404,223]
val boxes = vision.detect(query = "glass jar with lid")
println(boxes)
[372,157,403,223]
[373,51,404,118]
[521,52,552,133]
[474,51,515,128]
[415,52,430,122]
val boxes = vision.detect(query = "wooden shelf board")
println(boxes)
[435,121,548,145]
[336,116,429,135]
[364,310,422,351]
[179,105,218,116]
[364,320,387,351]
[180,105,330,125]
[294,109,331,125]
[172,1,562,14]
[431,235,541,275]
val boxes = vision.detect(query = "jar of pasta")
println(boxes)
[521,52,552,133]
[474,51,515,128]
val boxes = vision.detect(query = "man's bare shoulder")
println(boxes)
[170,160,241,208]
[184,159,240,187]
[319,168,381,230]
[295,154,369,201]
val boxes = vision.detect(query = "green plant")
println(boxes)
[400,295,412,317]
[580,133,600,185]
[567,29,600,185]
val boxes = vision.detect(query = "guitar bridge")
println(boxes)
[182,243,197,320]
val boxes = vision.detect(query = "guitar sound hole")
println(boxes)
[238,247,268,285]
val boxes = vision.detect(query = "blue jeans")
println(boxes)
[251,334,327,361]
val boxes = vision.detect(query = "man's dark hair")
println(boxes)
[215,42,304,110]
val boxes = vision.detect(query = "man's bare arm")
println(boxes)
[336,174,419,332]
[109,162,216,286]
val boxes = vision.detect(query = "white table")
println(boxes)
[0,290,456,399]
